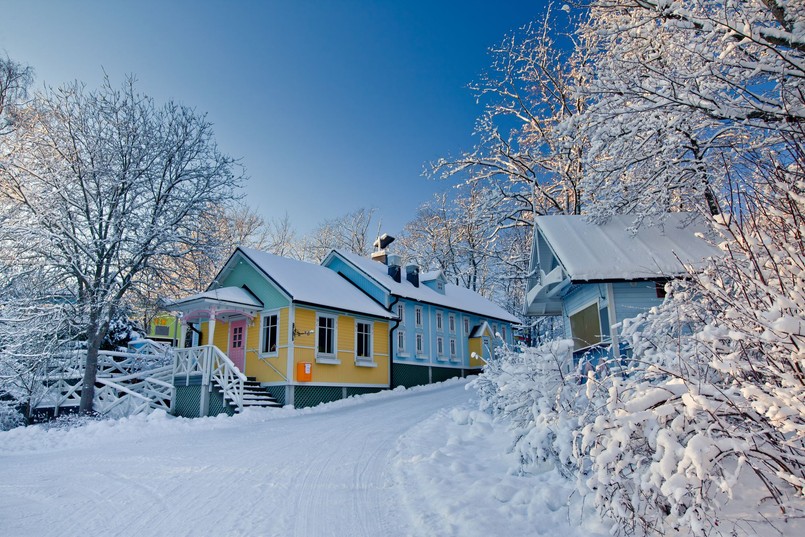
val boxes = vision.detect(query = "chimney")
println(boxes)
[370,250,387,264]
[405,264,419,287]
[387,254,402,282]
[371,233,396,264]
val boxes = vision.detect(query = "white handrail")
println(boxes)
[173,345,247,413]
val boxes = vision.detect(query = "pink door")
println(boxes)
[229,320,247,372]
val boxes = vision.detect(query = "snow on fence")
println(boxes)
[34,340,175,418]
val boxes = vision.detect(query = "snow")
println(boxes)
[168,286,264,309]
[0,379,606,537]
[535,213,721,282]
[328,249,520,323]
[222,247,395,319]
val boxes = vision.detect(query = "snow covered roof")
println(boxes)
[330,249,520,324]
[235,248,394,319]
[535,214,721,281]
[168,286,263,310]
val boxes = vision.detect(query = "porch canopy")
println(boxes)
[165,286,264,347]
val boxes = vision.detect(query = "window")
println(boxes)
[450,338,457,357]
[436,311,443,331]
[500,325,506,341]
[261,313,279,354]
[569,303,602,350]
[317,315,336,356]
[415,306,423,327]
[231,326,243,348]
[437,336,444,356]
[492,323,498,337]
[356,321,372,361]
[416,333,424,355]
[463,317,470,335]
[448,314,456,334]
[397,303,405,324]
[397,330,406,353]
[154,325,170,337]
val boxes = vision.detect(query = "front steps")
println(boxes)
[222,378,283,411]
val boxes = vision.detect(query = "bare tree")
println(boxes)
[0,55,33,137]
[0,76,243,413]
[302,207,377,263]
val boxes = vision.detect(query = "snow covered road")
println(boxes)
[0,379,607,537]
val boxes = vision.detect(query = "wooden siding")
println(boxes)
[612,281,663,325]
[245,309,290,383]
[393,299,514,369]
[218,255,290,310]
[324,256,390,307]
[291,306,390,386]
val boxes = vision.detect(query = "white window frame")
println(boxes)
[397,303,405,325]
[415,306,423,328]
[260,310,280,357]
[450,338,457,357]
[355,320,373,363]
[436,336,444,357]
[448,314,456,334]
[463,317,470,335]
[316,313,338,363]
[397,329,406,354]
[415,333,424,356]
[436,311,443,332]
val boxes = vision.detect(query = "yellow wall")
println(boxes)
[245,309,290,383]
[469,326,493,368]
[292,307,389,386]
[469,338,485,368]
[213,320,229,352]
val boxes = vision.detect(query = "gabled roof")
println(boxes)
[534,213,720,282]
[169,286,263,310]
[468,321,493,339]
[221,248,395,319]
[328,249,520,324]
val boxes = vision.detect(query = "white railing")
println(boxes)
[173,345,247,413]
[33,342,175,417]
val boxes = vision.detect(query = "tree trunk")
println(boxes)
[78,326,103,414]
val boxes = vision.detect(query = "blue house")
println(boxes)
[323,241,520,388]
[523,214,719,368]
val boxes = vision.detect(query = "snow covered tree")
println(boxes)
[395,186,530,316]
[575,0,805,222]
[431,5,588,221]
[0,265,73,425]
[0,76,243,414]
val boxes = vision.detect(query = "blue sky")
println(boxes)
[1,1,547,235]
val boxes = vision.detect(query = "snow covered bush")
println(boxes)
[474,339,594,478]
[579,155,805,536]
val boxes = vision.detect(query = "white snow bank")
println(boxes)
[0,377,467,454]
[391,402,609,537]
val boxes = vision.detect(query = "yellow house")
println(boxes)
[168,247,394,414]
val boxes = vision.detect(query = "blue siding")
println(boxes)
[324,256,390,307]
[393,298,513,369]
[612,281,664,325]
[562,284,604,339]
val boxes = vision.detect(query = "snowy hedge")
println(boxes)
[479,167,805,535]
